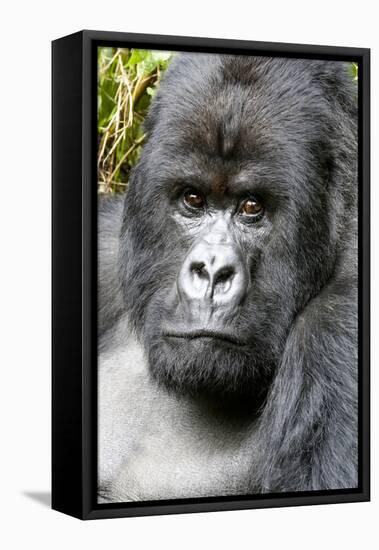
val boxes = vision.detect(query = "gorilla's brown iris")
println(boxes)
[240,197,263,217]
[183,190,205,209]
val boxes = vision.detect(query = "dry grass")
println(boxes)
[97,47,173,193]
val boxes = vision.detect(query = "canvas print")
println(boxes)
[97,48,358,504]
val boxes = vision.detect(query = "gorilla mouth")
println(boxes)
[163,330,247,347]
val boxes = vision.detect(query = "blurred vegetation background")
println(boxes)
[97,49,358,194]
[97,48,173,193]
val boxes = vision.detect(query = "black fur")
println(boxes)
[99,54,358,492]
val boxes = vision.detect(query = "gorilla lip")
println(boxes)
[163,330,247,347]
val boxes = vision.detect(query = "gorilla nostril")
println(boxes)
[190,262,208,279]
[214,266,235,285]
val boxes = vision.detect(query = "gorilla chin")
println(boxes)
[147,330,274,402]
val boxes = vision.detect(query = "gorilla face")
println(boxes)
[119,55,350,400]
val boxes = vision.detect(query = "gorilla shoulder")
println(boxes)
[98,194,124,341]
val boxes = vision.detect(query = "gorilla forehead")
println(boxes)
[150,56,327,145]
[144,54,331,201]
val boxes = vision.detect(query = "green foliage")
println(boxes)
[97,47,173,193]
[351,62,358,81]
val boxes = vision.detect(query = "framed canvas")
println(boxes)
[52,30,370,520]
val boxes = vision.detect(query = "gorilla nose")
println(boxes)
[178,241,248,307]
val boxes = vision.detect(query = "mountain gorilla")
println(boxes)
[98,54,358,502]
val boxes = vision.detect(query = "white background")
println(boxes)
[0,0,376,548]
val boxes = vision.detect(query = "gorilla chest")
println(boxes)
[98,337,258,502]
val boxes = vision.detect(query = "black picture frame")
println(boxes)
[52,30,370,520]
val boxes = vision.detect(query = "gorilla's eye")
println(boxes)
[239,197,264,219]
[183,190,205,209]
